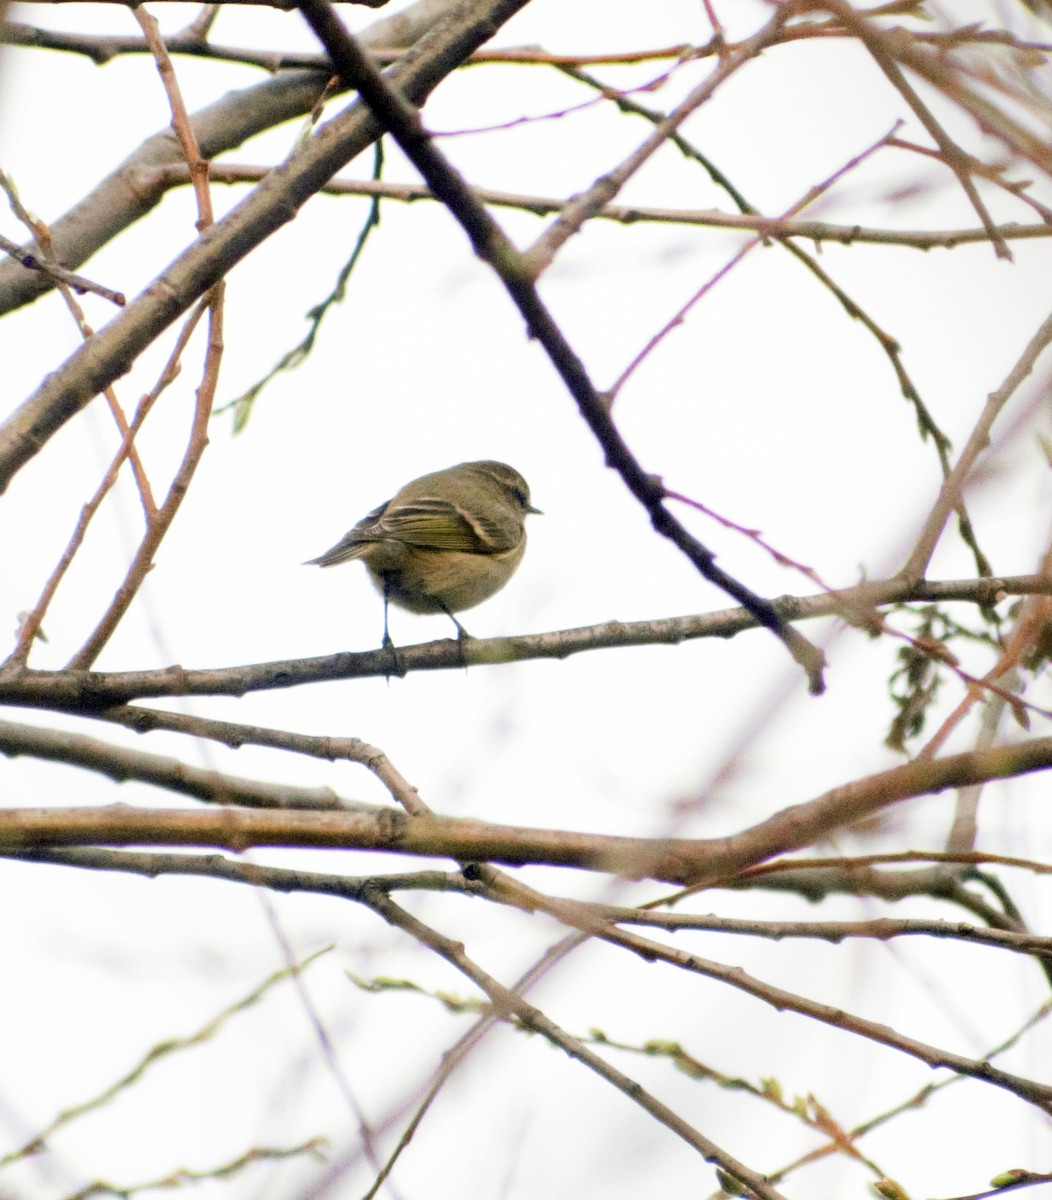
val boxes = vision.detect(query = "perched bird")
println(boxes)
[307,460,539,643]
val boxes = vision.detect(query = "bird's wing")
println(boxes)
[380,497,518,553]
[305,501,389,565]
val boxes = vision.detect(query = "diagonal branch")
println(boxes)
[476,873,1052,1116]
[900,308,1052,581]
[357,888,790,1200]
[0,0,533,491]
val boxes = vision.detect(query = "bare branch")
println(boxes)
[0,717,357,809]
[901,309,1052,581]
[3,736,1052,882]
[148,164,1052,248]
[0,572,1046,708]
[0,0,533,493]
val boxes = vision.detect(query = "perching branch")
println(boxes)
[0,573,1046,709]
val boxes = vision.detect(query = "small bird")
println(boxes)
[307,460,539,644]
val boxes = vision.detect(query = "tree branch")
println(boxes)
[0,0,532,489]
[0,573,1045,708]
[3,736,1052,883]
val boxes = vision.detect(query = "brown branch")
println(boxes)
[0,170,170,666]
[518,13,792,279]
[0,71,326,316]
[144,164,1052,247]
[900,308,1052,581]
[0,0,490,321]
[815,0,1016,258]
[62,297,217,670]
[133,5,215,225]
[0,229,125,303]
[7,837,788,1200]
[41,705,1052,935]
[357,889,791,1200]
[603,908,1052,956]
[3,736,1052,882]
[54,10,224,671]
[3,302,206,669]
[0,0,532,491]
[13,842,1052,1175]
[0,717,358,810]
[0,172,152,509]
[735,861,1047,934]
[746,848,1052,879]
[0,23,716,69]
[0,572,1046,708]
[873,22,1052,177]
[476,874,1052,1116]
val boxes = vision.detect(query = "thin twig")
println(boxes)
[901,308,1052,581]
[359,888,790,1200]
[0,229,125,303]
[56,9,225,670]
[476,874,1052,1116]
[0,946,333,1170]
[520,13,793,279]
[149,163,1052,247]
[816,0,1014,258]
[608,122,901,400]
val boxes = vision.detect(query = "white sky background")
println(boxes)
[0,1,1051,1197]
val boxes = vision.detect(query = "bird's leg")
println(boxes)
[380,584,405,679]
[440,604,471,670]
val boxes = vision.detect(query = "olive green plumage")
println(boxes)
[308,460,539,639]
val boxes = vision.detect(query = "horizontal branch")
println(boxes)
[4,735,1052,882]
[149,165,1052,250]
[1,24,707,70]
[0,573,1045,708]
[16,842,1050,959]
[3,845,472,896]
[0,717,355,809]
[607,909,1052,956]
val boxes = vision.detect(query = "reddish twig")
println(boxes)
[607,122,902,401]
[901,309,1052,582]
[520,12,793,280]
[814,0,1015,258]
[65,11,225,670]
